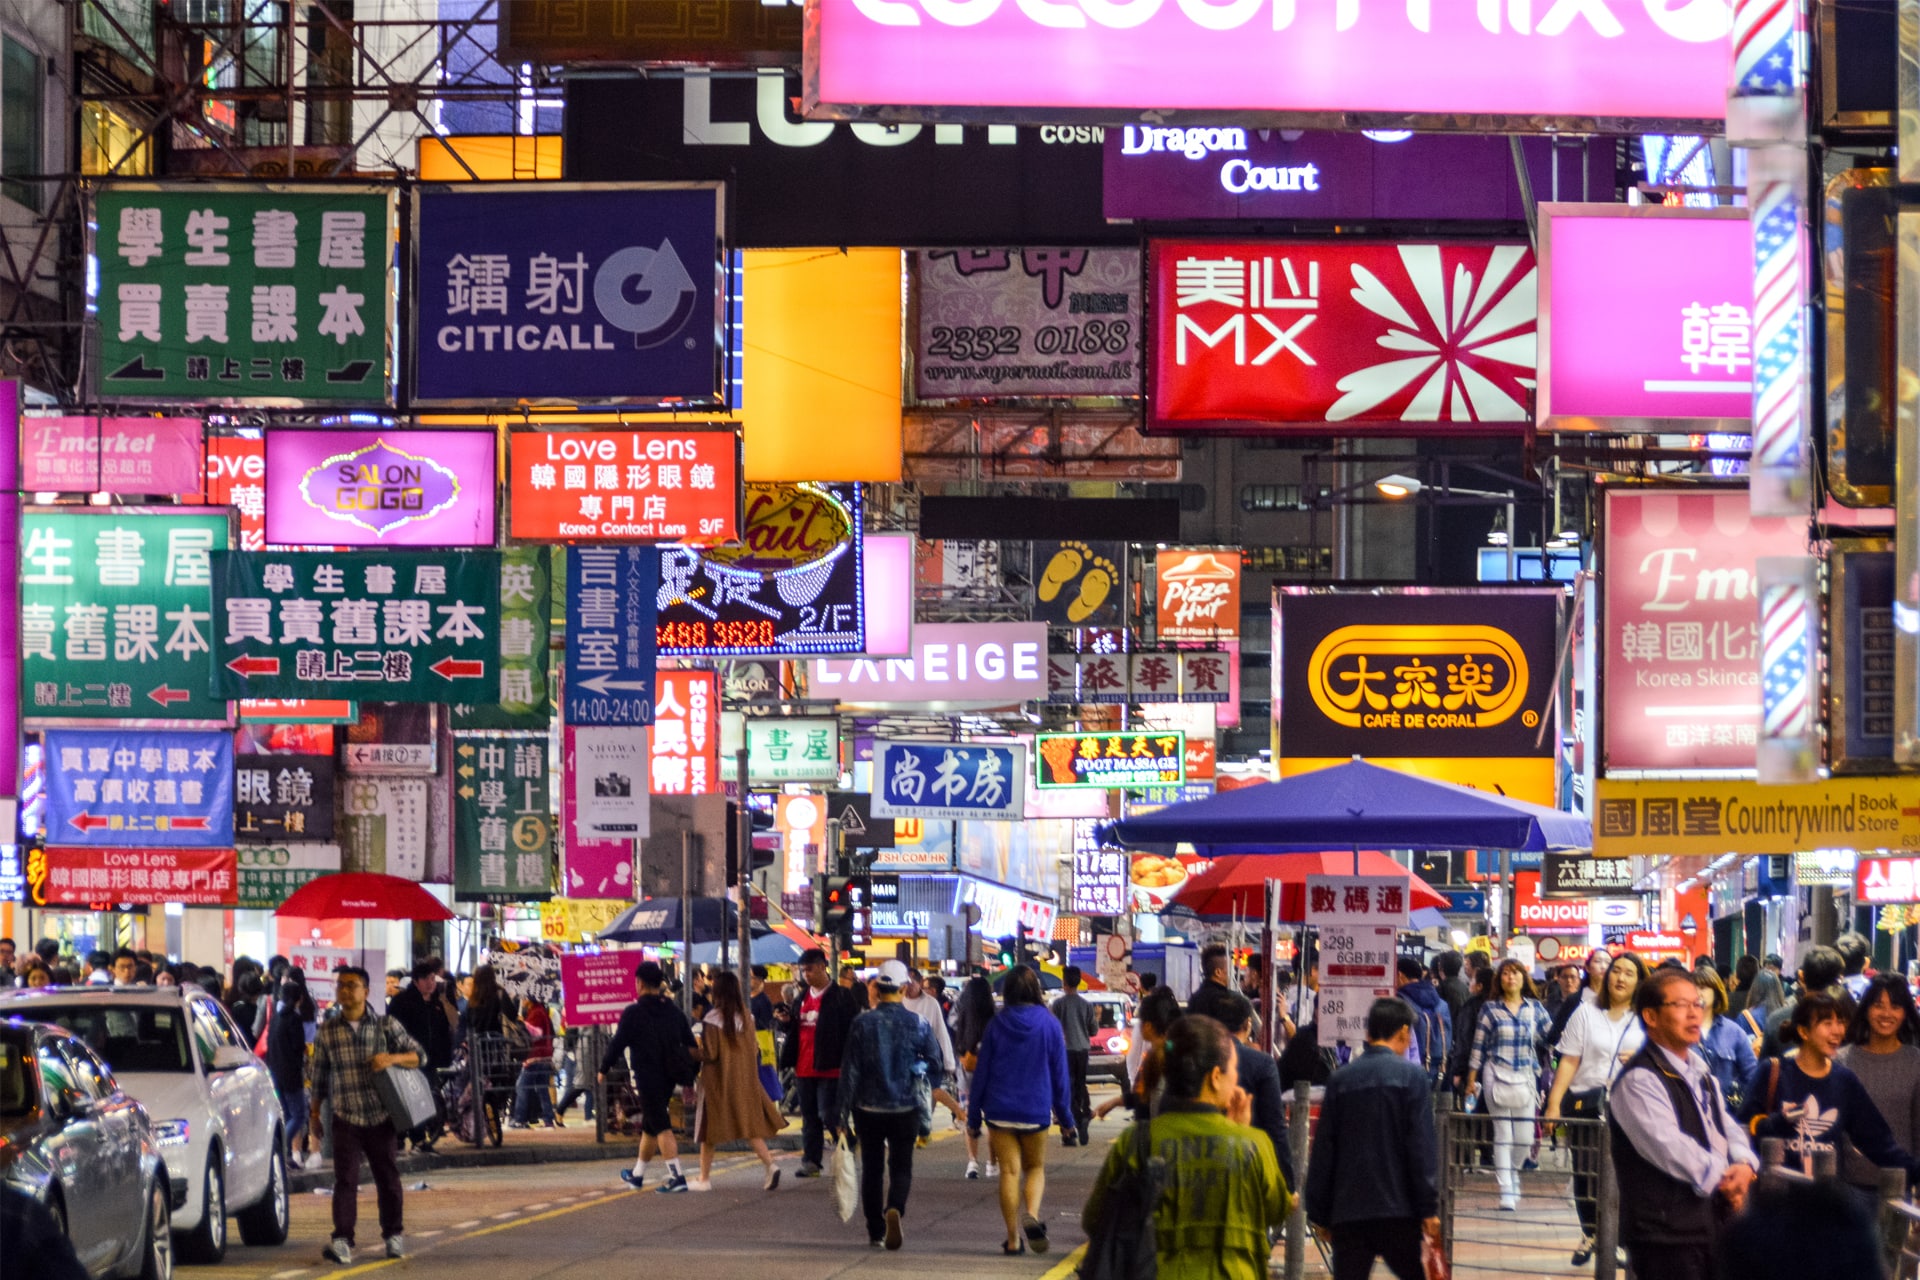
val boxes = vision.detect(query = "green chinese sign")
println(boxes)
[21,508,230,720]
[452,547,552,731]
[454,732,553,903]
[746,716,840,784]
[237,843,342,910]
[211,551,500,702]
[94,185,392,403]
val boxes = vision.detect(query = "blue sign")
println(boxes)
[1444,891,1487,916]
[871,741,1027,823]
[411,184,727,405]
[1472,849,1543,875]
[44,730,234,847]
[564,546,659,726]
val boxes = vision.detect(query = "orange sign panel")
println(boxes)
[1157,548,1241,642]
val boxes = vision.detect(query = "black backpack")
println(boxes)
[1079,1119,1167,1280]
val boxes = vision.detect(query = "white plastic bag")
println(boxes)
[830,1136,859,1223]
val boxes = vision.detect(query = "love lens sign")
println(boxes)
[507,428,741,545]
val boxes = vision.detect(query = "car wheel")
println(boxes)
[176,1153,226,1264]
[237,1136,290,1246]
[139,1178,173,1280]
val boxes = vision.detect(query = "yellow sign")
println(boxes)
[1594,776,1920,858]
[417,135,563,181]
[539,898,629,943]
[1281,756,1557,808]
[1308,625,1531,731]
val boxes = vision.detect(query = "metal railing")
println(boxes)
[1753,1136,1913,1279]
[1439,1106,1618,1280]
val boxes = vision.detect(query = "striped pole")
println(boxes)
[1756,556,1818,784]
[1729,0,1811,519]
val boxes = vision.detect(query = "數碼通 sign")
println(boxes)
[1305,876,1415,929]
[508,428,741,545]
[564,546,659,726]
[872,741,1026,823]
[1035,732,1184,790]
[265,429,497,546]
[1594,775,1920,858]
[45,729,234,848]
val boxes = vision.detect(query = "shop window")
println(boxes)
[82,102,153,177]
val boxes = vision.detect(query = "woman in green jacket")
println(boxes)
[1083,1015,1290,1279]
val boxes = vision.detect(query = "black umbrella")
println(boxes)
[596,897,739,945]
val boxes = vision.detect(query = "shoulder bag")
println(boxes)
[373,1017,439,1133]
[1079,1119,1167,1280]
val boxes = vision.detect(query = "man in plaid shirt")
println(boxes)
[310,966,422,1265]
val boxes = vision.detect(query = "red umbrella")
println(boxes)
[273,872,455,920]
[1167,851,1448,921]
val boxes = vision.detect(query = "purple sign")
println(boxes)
[562,951,635,1026]
[914,249,1139,399]
[1538,206,1753,429]
[1103,129,1612,224]
[265,429,496,547]
[22,416,205,495]
[0,382,17,806]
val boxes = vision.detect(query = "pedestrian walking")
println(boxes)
[599,960,698,1194]
[1736,968,1787,1055]
[899,967,963,1130]
[457,964,510,1042]
[1464,959,1552,1212]
[1692,967,1757,1109]
[1303,997,1441,1280]
[1608,967,1757,1280]
[950,974,998,1179]
[1051,964,1099,1145]
[1838,974,1920,1202]
[309,966,424,1265]
[265,967,316,1168]
[1727,954,1760,1017]
[1397,956,1451,1089]
[1546,947,1614,1052]
[966,964,1074,1256]
[1545,950,1646,1264]
[1083,1013,1288,1278]
[838,959,944,1249]
[1757,945,1845,1058]
[693,971,787,1192]
[779,947,863,1178]
[1222,990,1295,1188]
[387,961,457,1152]
[1097,984,1184,1124]
[509,995,559,1128]
[1186,942,1243,1027]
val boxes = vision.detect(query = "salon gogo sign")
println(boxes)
[809,0,1735,127]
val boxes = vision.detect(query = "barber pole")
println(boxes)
[1757,556,1818,783]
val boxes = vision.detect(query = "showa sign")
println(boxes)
[872,741,1027,823]
[45,729,234,848]
[265,430,496,547]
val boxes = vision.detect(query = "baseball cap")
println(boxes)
[876,959,910,990]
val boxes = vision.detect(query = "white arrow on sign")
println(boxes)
[577,674,652,695]
[837,806,867,836]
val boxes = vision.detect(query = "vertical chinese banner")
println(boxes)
[649,670,718,796]
[0,380,17,810]
[454,732,554,903]
[453,547,551,730]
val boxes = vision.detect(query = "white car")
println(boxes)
[0,985,290,1263]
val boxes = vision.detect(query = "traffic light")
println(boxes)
[725,802,778,887]
[996,935,1017,969]
[849,873,873,947]
[822,874,873,948]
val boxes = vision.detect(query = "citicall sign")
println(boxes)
[810,1,1735,127]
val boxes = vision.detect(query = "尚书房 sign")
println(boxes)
[872,741,1026,822]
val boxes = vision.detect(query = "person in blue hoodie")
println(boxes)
[1397,957,1451,1088]
[968,965,1075,1256]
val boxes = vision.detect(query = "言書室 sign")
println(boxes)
[211,550,501,701]
[44,729,234,847]
[39,846,238,906]
[1537,206,1752,431]
[1603,490,1808,772]
[21,508,230,720]
[93,185,393,402]
[872,741,1027,823]
[411,184,727,406]
[265,429,497,546]
[1034,732,1184,790]
[809,622,1048,706]
[657,483,864,657]
[807,0,1734,127]
[507,429,740,545]
[234,753,335,841]
[747,718,841,784]
[912,248,1139,399]
[564,546,659,726]
[1148,239,1536,434]
[22,416,206,495]
[1593,776,1920,858]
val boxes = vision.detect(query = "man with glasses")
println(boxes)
[1608,968,1756,1280]
[779,948,863,1177]
[310,966,423,1265]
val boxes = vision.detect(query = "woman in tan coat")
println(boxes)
[693,969,788,1190]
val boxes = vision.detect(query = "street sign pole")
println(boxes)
[825,817,842,978]
[736,747,753,986]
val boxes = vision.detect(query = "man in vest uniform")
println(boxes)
[1607,967,1758,1280]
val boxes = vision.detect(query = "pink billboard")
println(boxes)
[265,429,496,547]
[809,1,1734,126]
[1539,206,1752,429]
[562,951,635,1026]
[23,416,204,494]
[1603,490,1808,773]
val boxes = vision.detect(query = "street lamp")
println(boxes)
[1374,473,1519,581]
[1374,473,1422,498]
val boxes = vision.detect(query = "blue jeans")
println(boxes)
[796,1075,840,1170]
[279,1086,310,1145]
[513,1059,555,1125]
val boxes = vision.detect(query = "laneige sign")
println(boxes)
[810,623,1047,705]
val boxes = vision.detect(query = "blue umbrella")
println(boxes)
[597,897,739,944]
[687,930,804,966]
[1105,758,1590,854]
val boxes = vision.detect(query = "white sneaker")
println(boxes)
[966,1160,981,1180]
[322,1238,352,1266]
[985,1161,999,1177]
[1499,1195,1518,1212]
[385,1236,405,1259]
[763,1163,781,1191]
[685,1178,712,1192]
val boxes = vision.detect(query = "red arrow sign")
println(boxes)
[430,657,485,681]
[226,655,281,678]
[67,812,110,833]
[147,685,192,707]
[169,817,210,831]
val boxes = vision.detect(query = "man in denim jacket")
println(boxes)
[838,959,945,1250]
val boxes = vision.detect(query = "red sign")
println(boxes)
[40,846,237,905]
[1602,490,1808,771]
[1858,856,1920,906]
[1148,239,1537,434]
[1156,548,1241,642]
[650,669,718,796]
[1514,870,1588,934]
[1625,931,1690,963]
[1184,735,1217,783]
[507,429,741,544]
[199,434,266,550]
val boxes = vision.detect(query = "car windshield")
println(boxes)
[29,1004,193,1073]
[0,1041,31,1116]
[1096,1004,1122,1030]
